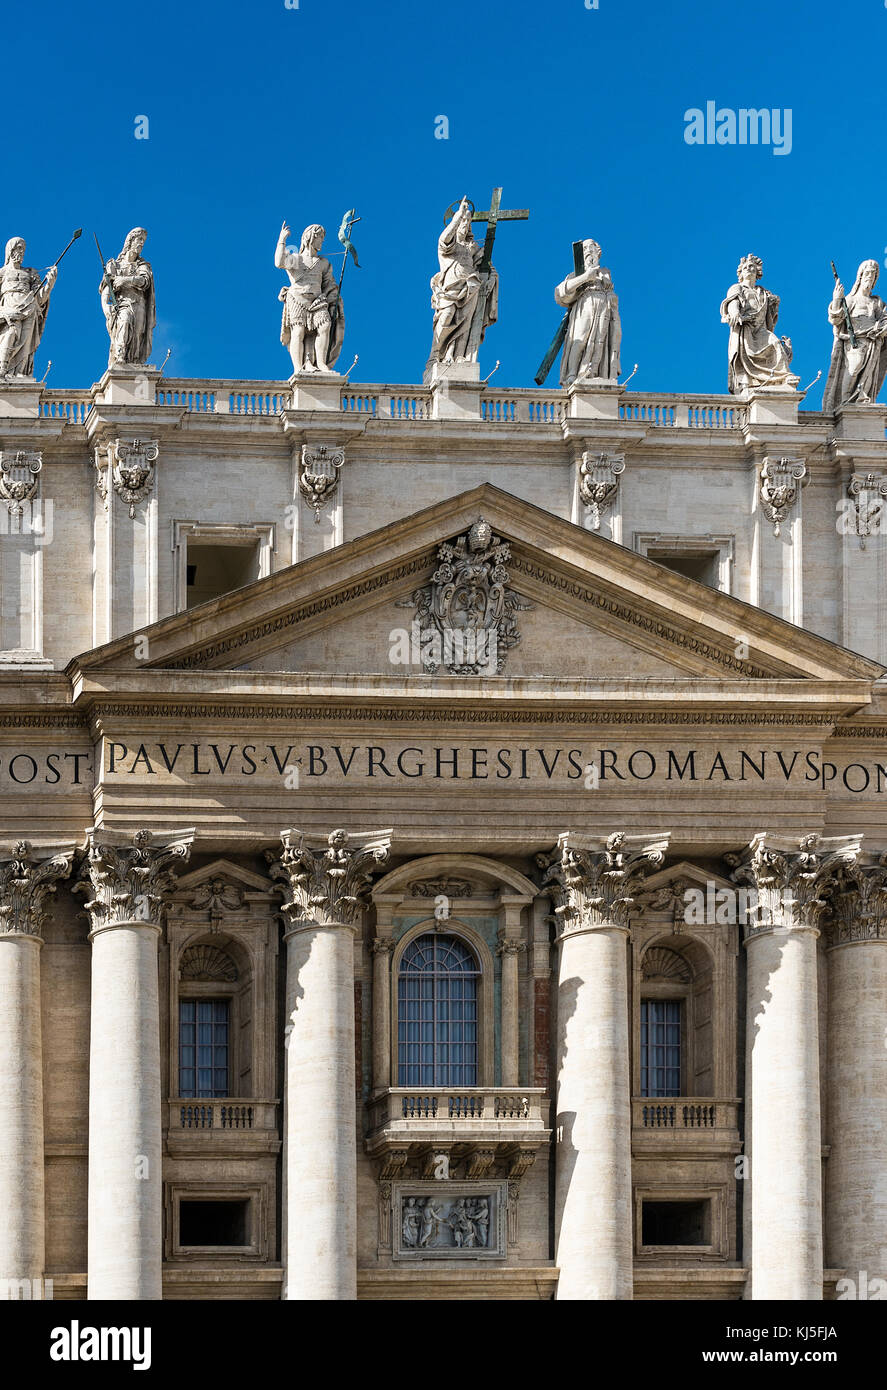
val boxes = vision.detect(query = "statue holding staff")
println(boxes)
[275,221,343,374]
[0,236,58,377]
[100,227,156,367]
[720,254,799,393]
[823,259,887,411]
[427,196,498,368]
[553,238,621,386]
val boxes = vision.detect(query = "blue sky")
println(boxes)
[6,0,884,404]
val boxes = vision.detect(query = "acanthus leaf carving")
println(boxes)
[0,839,75,937]
[726,832,862,938]
[271,826,391,929]
[74,827,195,931]
[540,830,669,935]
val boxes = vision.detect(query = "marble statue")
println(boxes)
[823,260,887,412]
[276,222,343,374]
[100,228,156,367]
[720,255,799,393]
[427,197,498,367]
[0,237,57,377]
[555,239,622,386]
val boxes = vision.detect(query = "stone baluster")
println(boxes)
[823,852,887,1285]
[76,827,194,1300]
[0,841,74,1288]
[729,832,861,1300]
[543,829,669,1301]
[272,827,391,1301]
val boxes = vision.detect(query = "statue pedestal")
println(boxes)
[93,365,160,407]
[289,372,344,412]
[832,403,887,443]
[0,378,42,420]
[567,379,621,421]
[425,362,482,421]
[745,387,799,427]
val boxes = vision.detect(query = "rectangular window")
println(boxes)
[179,1199,249,1247]
[642,1200,709,1247]
[640,999,681,1097]
[179,999,230,1098]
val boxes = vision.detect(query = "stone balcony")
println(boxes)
[631,1096,742,1157]
[365,1088,551,1181]
[165,1098,281,1157]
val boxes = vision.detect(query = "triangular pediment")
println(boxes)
[69,485,881,699]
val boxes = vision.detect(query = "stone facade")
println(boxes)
[1,366,886,1301]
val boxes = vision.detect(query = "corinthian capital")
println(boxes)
[726,832,862,938]
[823,852,887,946]
[74,827,195,932]
[540,830,669,935]
[0,840,75,937]
[272,827,392,929]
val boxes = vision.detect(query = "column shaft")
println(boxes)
[371,941,391,1095]
[826,942,887,1279]
[555,924,632,1299]
[88,922,162,1300]
[0,935,45,1283]
[284,922,356,1300]
[745,928,823,1300]
[500,945,520,1088]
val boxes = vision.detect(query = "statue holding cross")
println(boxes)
[425,188,528,379]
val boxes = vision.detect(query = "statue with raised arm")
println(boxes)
[427,196,498,368]
[555,238,621,386]
[720,254,799,393]
[275,221,343,374]
[100,227,155,367]
[0,237,57,377]
[823,260,887,412]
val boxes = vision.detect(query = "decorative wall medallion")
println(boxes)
[299,444,344,522]
[113,439,159,517]
[578,451,625,531]
[759,457,806,537]
[397,517,532,675]
[847,472,887,550]
[391,1181,506,1259]
[0,449,42,517]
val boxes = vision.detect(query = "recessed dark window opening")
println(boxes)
[648,550,719,587]
[642,1199,709,1246]
[180,1199,249,1247]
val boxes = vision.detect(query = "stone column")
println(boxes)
[76,827,194,1301]
[544,830,669,1301]
[371,934,394,1095]
[729,832,860,1301]
[0,842,74,1287]
[497,934,522,1088]
[824,855,887,1283]
[273,827,391,1302]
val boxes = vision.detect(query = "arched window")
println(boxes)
[397,933,480,1087]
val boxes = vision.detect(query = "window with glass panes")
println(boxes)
[179,999,230,1098]
[640,999,682,1097]
[397,934,480,1087]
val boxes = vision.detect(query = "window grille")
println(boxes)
[640,998,682,1097]
[179,999,230,1098]
[397,934,480,1087]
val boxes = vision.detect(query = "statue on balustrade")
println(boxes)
[0,237,57,377]
[720,254,799,393]
[554,239,622,387]
[100,227,156,368]
[426,197,498,370]
[275,221,344,374]
[823,260,887,412]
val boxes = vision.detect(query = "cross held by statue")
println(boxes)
[443,187,529,273]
